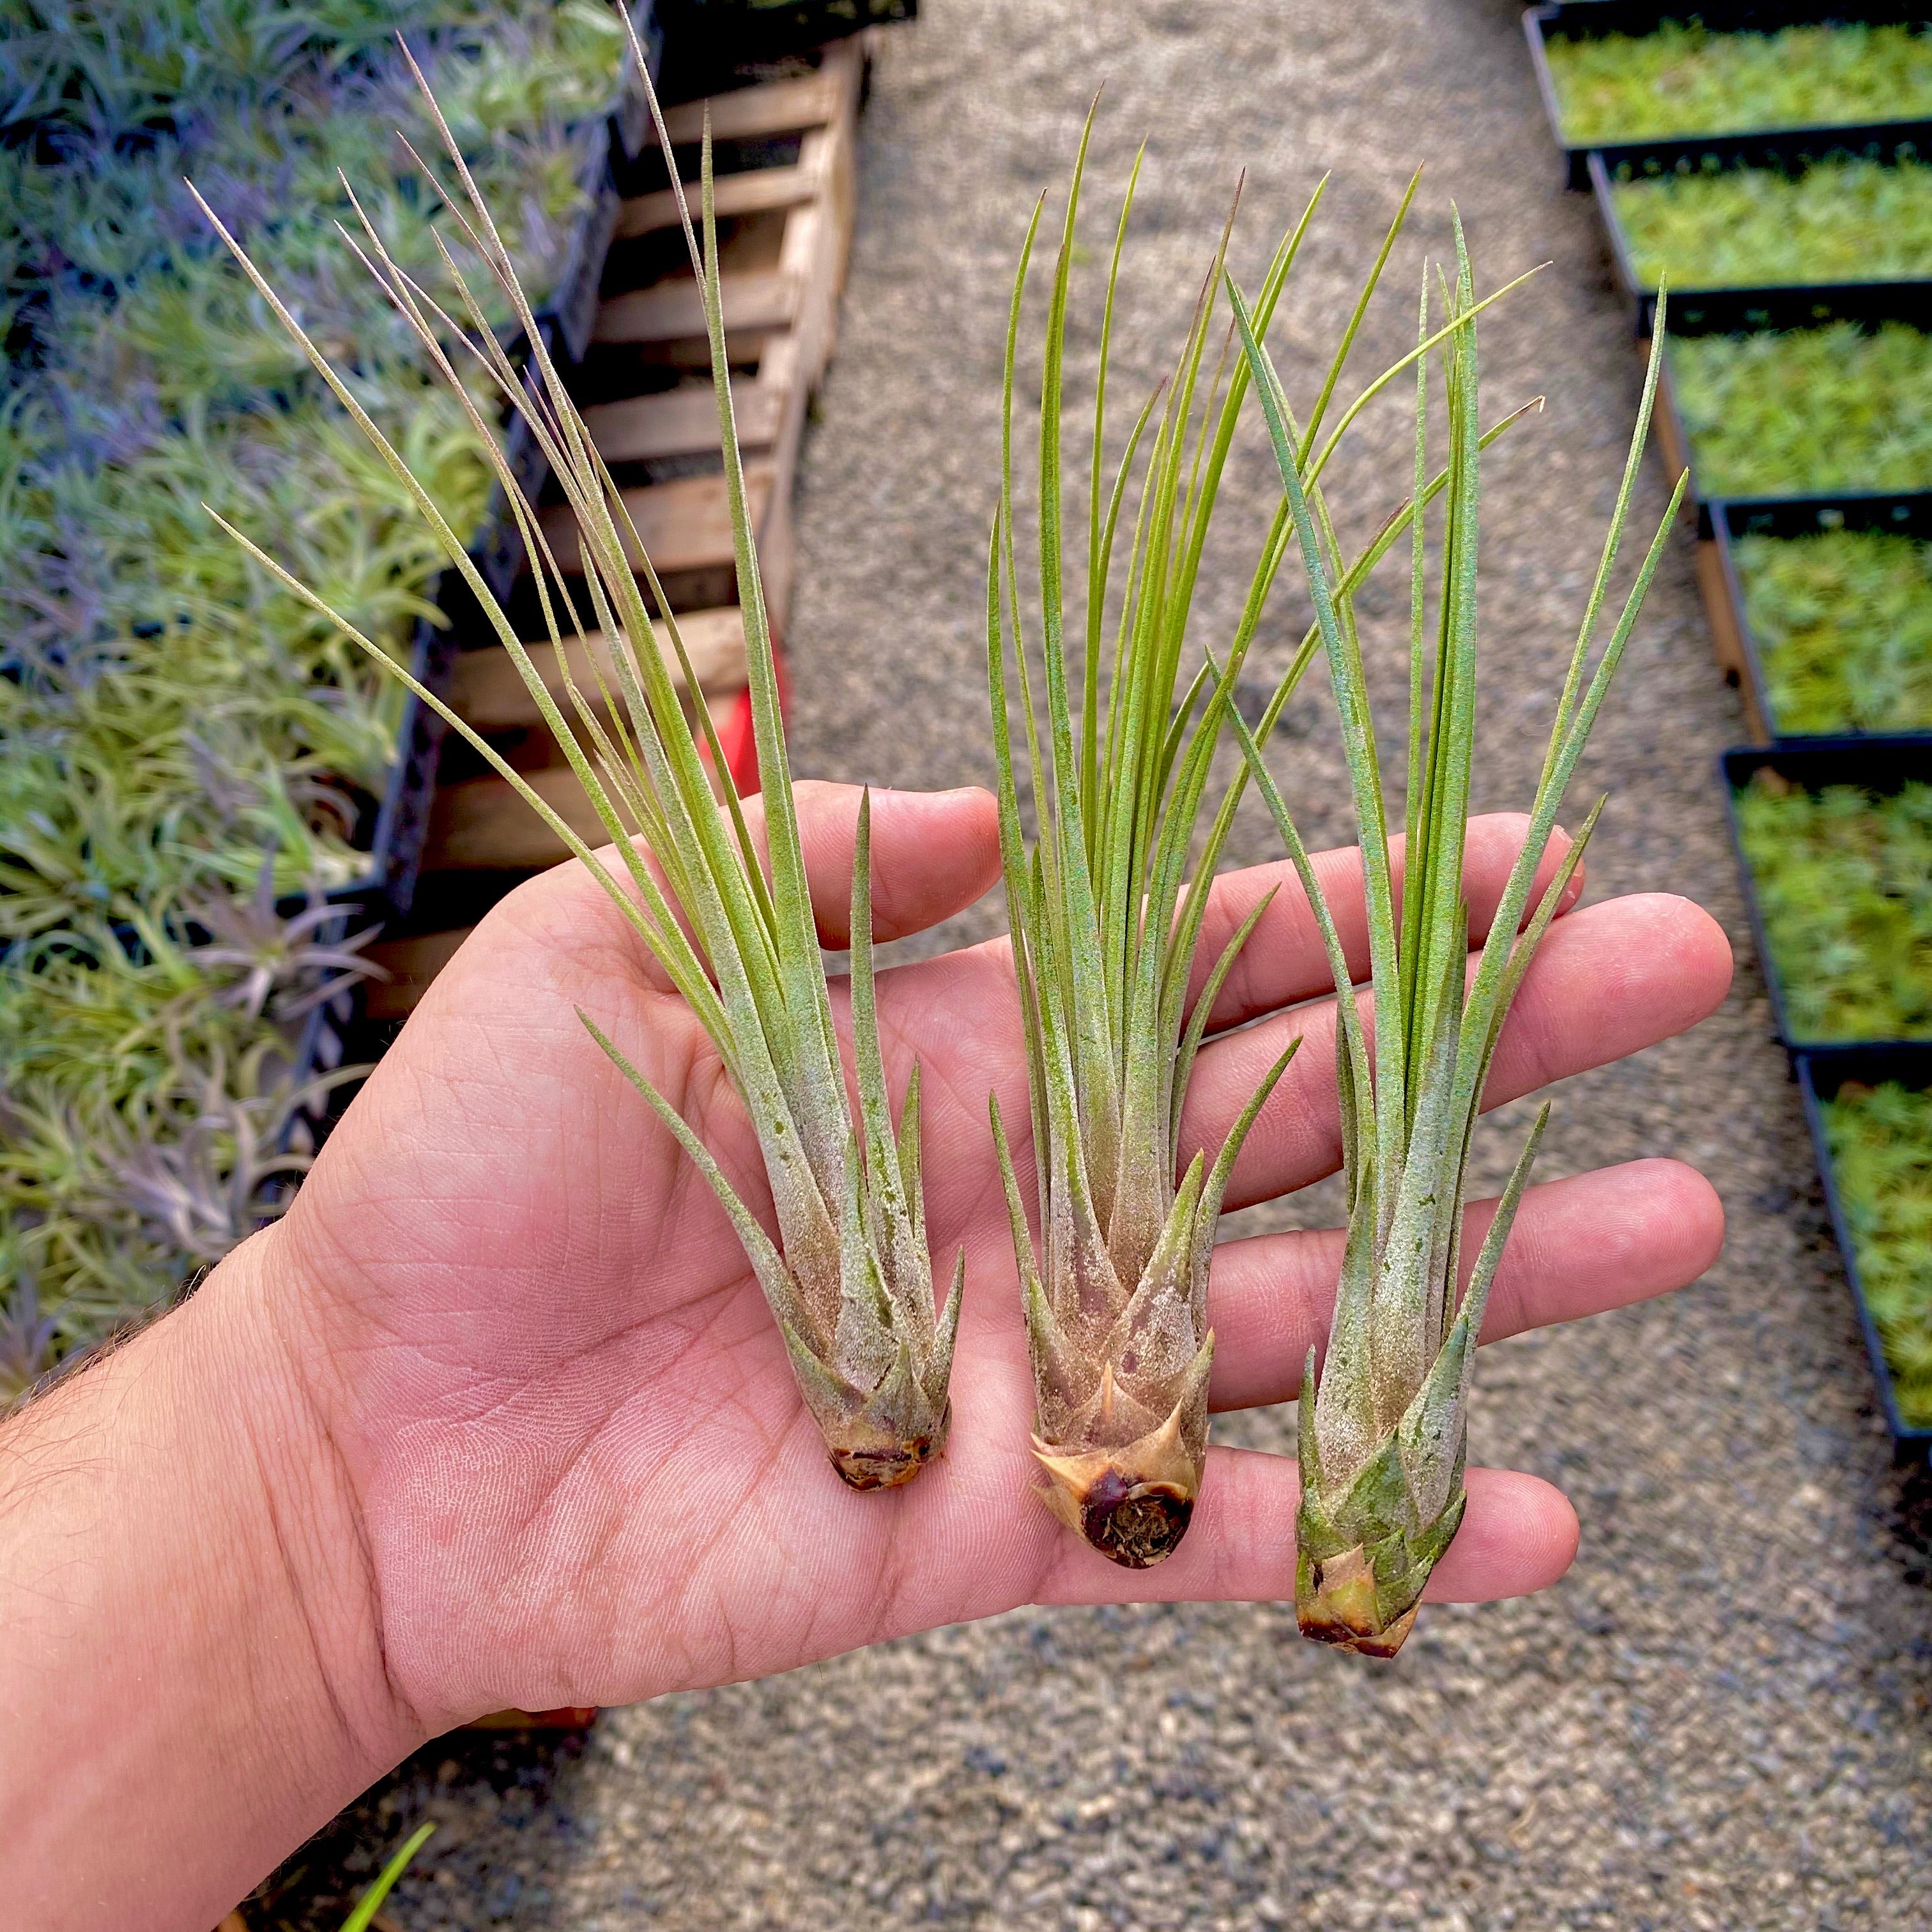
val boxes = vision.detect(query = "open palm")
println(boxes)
[270,781,1729,1731]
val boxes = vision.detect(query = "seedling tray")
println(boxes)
[1720,735,1932,1050]
[1708,492,1932,739]
[1795,1044,1932,1457]
[1645,280,1932,532]
[1526,2,1932,190]
[1584,133,1932,336]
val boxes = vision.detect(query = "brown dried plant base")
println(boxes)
[829,1411,949,1490]
[1032,1397,1203,1570]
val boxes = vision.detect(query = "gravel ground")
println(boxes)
[281,1,1932,1924]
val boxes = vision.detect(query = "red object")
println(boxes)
[714,638,791,797]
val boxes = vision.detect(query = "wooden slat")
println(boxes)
[424,694,747,873]
[657,50,853,144]
[582,377,784,462]
[534,466,774,576]
[617,158,820,240]
[594,267,799,347]
[448,608,748,732]
[362,927,474,1020]
[425,766,608,871]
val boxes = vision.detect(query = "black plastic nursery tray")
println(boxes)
[1720,735,1932,1050]
[656,0,912,87]
[1795,1043,1932,1456]
[1584,130,1932,336]
[1526,1,1932,190]
[1643,280,1932,532]
[1706,492,1932,738]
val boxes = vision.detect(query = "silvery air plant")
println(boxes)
[192,27,958,1490]
[1220,240,1682,1654]
[985,132,1544,1570]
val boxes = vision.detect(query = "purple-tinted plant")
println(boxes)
[186,854,388,1020]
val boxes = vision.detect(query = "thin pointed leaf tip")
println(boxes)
[987,123,1327,1567]
[1224,238,1685,1653]
[197,28,960,1491]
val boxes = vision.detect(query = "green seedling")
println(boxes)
[2,3,624,1381]
[1614,157,1932,291]
[1545,19,1932,145]
[1821,1078,1932,1430]
[1671,324,1932,498]
[199,31,962,1489]
[1222,246,1680,1654]
[1735,528,1932,737]
[1735,772,1932,1043]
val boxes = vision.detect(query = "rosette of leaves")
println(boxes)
[1821,1078,1932,1429]
[1670,324,1932,500]
[987,143,1545,1569]
[1734,528,1932,737]
[1221,249,1682,1655]
[197,39,960,1489]
[1613,158,1932,293]
[1734,774,1932,1042]
[1544,20,1932,146]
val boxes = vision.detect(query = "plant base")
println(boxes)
[1032,1402,1203,1568]
[827,1409,951,1491]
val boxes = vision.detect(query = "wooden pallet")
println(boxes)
[364,36,869,1019]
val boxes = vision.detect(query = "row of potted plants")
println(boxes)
[1531,2,1932,1453]
[0,0,918,1414]
[0,0,652,1400]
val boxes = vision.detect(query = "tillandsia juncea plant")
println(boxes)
[988,135,1544,1569]
[1218,243,1683,1655]
[195,25,961,1491]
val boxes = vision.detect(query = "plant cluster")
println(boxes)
[219,21,1680,1646]
[1614,156,1932,291]
[0,1,625,1368]
[1545,20,1932,146]
[1670,323,1932,498]
[1821,1078,1932,1429]
[1734,772,1932,1041]
[1735,527,1932,735]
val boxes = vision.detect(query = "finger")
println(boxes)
[792,781,1002,945]
[1204,1158,1724,1411]
[1186,891,1733,1208]
[1192,813,1585,1031]
[491,779,1002,990]
[1033,1457,1578,1608]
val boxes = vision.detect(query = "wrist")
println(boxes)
[0,1227,426,1931]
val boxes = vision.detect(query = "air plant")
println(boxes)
[1219,245,1682,1654]
[1544,19,1932,146]
[1670,323,1932,500]
[195,31,961,1490]
[986,142,1547,1568]
[1821,1078,1932,1430]
[1733,772,1932,1043]
[0,1269,59,1410]
[1,0,638,1376]
[185,853,388,1020]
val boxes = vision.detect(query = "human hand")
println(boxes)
[3,779,1731,1931]
[263,778,1729,1731]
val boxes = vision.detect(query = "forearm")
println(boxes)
[0,1230,424,1932]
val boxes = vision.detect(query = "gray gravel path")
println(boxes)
[319,2,1932,1924]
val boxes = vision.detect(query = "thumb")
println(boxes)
[790,781,1002,946]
